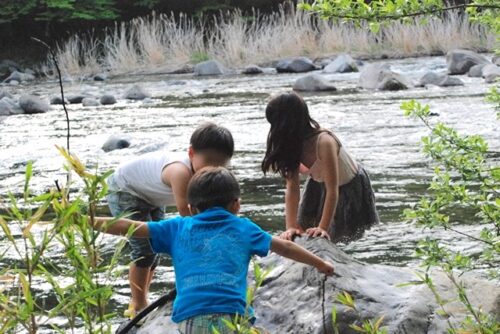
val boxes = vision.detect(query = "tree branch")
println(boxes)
[31,37,70,155]
[315,4,500,21]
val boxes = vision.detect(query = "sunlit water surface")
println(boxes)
[0,56,498,331]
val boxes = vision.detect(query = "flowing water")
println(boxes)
[0,55,498,331]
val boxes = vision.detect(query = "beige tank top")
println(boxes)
[299,131,358,186]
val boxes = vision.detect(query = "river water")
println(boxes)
[0,55,498,331]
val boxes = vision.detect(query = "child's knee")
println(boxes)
[133,254,159,268]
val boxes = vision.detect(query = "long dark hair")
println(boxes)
[261,92,320,178]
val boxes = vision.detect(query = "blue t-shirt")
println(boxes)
[147,207,273,323]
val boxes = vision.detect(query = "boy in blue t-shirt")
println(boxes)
[93,166,334,332]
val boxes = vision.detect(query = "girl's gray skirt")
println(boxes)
[298,166,379,242]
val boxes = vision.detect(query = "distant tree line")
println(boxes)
[0,0,293,63]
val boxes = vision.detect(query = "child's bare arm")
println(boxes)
[91,217,149,238]
[270,237,334,275]
[162,162,192,216]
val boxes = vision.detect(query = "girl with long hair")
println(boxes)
[262,92,378,242]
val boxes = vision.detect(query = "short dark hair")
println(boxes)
[190,123,234,158]
[187,166,240,212]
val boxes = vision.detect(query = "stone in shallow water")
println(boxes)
[293,74,337,92]
[0,99,13,116]
[323,54,358,73]
[194,60,226,76]
[0,89,12,100]
[67,95,87,104]
[50,96,69,105]
[130,237,499,334]
[481,64,500,83]
[3,70,35,83]
[446,49,490,75]
[124,85,151,100]
[94,73,108,81]
[359,63,411,91]
[100,94,117,105]
[467,64,485,78]
[242,65,264,75]
[438,76,464,87]
[19,94,49,114]
[82,97,100,107]
[276,57,318,73]
[102,134,131,152]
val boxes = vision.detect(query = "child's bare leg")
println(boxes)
[129,263,151,311]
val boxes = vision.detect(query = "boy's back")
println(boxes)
[111,151,191,207]
[148,207,271,323]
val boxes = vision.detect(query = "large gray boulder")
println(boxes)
[82,97,100,107]
[100,94,117,105]
[416,72,464,87]
[194,60,226,76]
[67,95,87,104]
[50,96,69,105]
[293,74,337,92]
[0,89,12,100]
[468,64,486,78]
[19,94,49,114]
[0,97,23,116]
[276,57,318,73]
[438,76,464,87]
[94,73,108,81]
[446,49,490,75]
[131,238,499,334]
[124,85,150,100]
[3,70,35,83]
[493,55,500,66]
[242,65,264,75]
[102,134,131,152]
[323,54,358,73]
[0,99,14,116]
[482,64,500,83]
[359,63,410,90]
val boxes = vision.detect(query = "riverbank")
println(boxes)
[35,8,495,79]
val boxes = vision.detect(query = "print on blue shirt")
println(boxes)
[147,207,272,323]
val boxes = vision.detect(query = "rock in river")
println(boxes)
[124,85,151,100]
[194,60,226,76]
[100,94,117,105]
[276,57,318,73]
[446,49,490,75]
[293,74,337,92]
[125,237,499,334]
[102,134,131,152]
[323,54,358,73]
[359,63,410,91]
[19,94,49,114]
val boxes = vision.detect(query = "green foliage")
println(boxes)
[298,0,499,32]
[191,51,211,64]
[402,99,499,332]
[332,291,388,334]
[214,260,271,334]
[486,87,500,118]
[0,0,119,23]
[0,149,125,333]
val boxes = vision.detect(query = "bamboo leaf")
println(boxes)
[18,273,34,311]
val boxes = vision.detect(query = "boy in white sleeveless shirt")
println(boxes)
[107,123,234,317]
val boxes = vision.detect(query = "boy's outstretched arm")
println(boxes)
[270,237,334,275]
[91,217,149,238]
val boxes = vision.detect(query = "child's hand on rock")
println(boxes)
[318,261,335,276]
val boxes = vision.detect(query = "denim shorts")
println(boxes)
[107,174,165,268]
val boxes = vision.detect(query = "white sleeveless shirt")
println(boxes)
[110,151,192,207]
